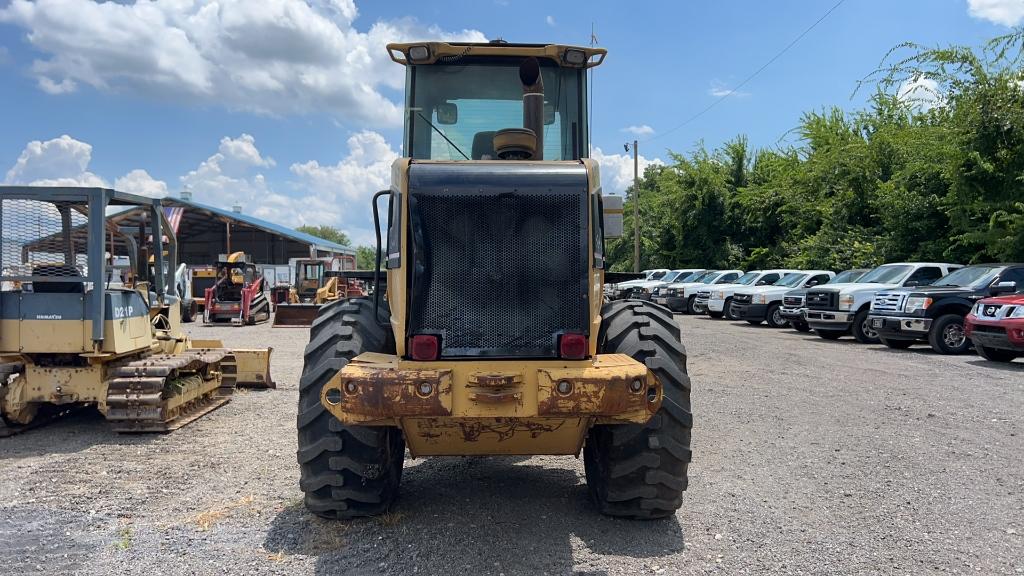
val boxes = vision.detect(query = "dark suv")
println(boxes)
[867,264,1024,354]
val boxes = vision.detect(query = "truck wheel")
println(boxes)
[723,298,738,320]
[815,329,844,340]
[791,320,811,333]
[851,310,880,344]
[928,314,970,355]
[976,344,1018,363]
[880,336,913,349]
[584,300,692,520]
[765,304,787,328]
[297,298,404,519]
[685,296,697,314]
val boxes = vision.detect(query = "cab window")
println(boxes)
[905,267,942,286]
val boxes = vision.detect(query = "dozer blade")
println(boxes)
[272,303,321,327]
[223,348,275,389]
[187,340,275,389]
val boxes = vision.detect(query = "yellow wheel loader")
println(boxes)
[0,187,273,436]
[296,41,693,519]
[272,258,362,327]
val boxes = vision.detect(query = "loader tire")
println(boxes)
[296,298,404,519]
[584,300,692,520]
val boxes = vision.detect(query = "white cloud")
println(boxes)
[621,125,655,137]
[289,130,400,243]
[0,0,486,126]
[546,15,556,27]
[590,147,664,197]
[115,169,168,198]
[967,0,1024,26]
[898,77,943,110]
[708,80,750,98]
[3,134,108,187]
[180,134,279,215]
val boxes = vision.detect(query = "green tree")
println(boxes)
[355,245,377,270]
[296,225,351,247]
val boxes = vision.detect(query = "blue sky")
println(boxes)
[1,0,1021,244]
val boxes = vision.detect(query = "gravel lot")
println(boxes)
[2,313,1022,575]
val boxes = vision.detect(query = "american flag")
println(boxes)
[163,206,185,233]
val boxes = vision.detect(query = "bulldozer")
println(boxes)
[203,252,271,326]
[296,41,692,520]
[0,187,273,436]
[272,257,365,327]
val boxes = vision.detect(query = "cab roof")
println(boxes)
[387,41,606,69]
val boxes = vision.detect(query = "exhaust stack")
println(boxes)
[519,57,544,160]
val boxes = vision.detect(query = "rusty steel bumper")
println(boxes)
[320,353,662,456]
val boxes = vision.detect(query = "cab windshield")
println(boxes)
[933,265,1001,288]
[830,269,866,284]
[688,271,717,283]
[774,273,808,288]
[675,271,702,283]
[407,59,586,160]
[734,272,759,285]
[858,265,912,284]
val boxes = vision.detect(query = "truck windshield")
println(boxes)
[932,265,1001,288]
[830,269,866,284]
[648,271,668,280]
[675,271,702,282]
[774,273,808,288]
[407,60,585,161]
[734,272,759,285]
[689,271,717,283]
[857,265,912,284]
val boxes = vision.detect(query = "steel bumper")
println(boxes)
[805,309,854,329]
[869,315,931,340]
[779,306,805,320]
[732,302,768,321]
[321,353,662,427]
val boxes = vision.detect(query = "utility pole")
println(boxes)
[631,139,639,273]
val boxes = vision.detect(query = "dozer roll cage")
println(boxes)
[0,186,177,347]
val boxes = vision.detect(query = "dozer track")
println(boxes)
[105,349,233,433]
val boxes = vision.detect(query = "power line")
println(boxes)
[644,0,846,143]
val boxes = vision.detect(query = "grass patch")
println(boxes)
[115,525,134,550]
[193,494,256,531]
[377,511,405,528]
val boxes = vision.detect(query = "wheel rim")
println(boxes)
[943,323,965,348]
[772,309,783,326]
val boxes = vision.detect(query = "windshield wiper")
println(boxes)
[416,112,469,160]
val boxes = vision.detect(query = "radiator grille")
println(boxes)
[806,290,837,310]
[872,292,905,313]
[783,295,804,307]
[407,164,589,358]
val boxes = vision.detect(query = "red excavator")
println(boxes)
[203,252,271,326]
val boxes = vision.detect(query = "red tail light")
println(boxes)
[409,334,440,361]
[559,333,587,359]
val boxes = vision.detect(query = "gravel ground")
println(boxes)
[1,314,1022,575]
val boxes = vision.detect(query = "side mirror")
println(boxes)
[437,102,458,125]
[805,280,819,287]
[991,280,1017,295]
[756,280,768,286]
[603,195,623,238]
[544,102,556,125]
[903,279,921,287]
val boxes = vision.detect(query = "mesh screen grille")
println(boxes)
[1,199,89,283]
[407,164,589,358]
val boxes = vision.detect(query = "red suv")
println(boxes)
[965,293,1024,362]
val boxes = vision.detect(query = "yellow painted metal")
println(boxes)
[321,353,659,429]
[386,42,607,69]
[401,417,591,457]
[231,348,275,387]
[1,317,155,355]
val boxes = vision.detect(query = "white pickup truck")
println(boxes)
[730,270,835,327]
[705,269,799,320]
[804,262,962,343]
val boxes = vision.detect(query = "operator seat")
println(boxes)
[472,131,497,160]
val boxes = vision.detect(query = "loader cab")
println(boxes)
[295,260,325,299]
[392,42,604,161]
